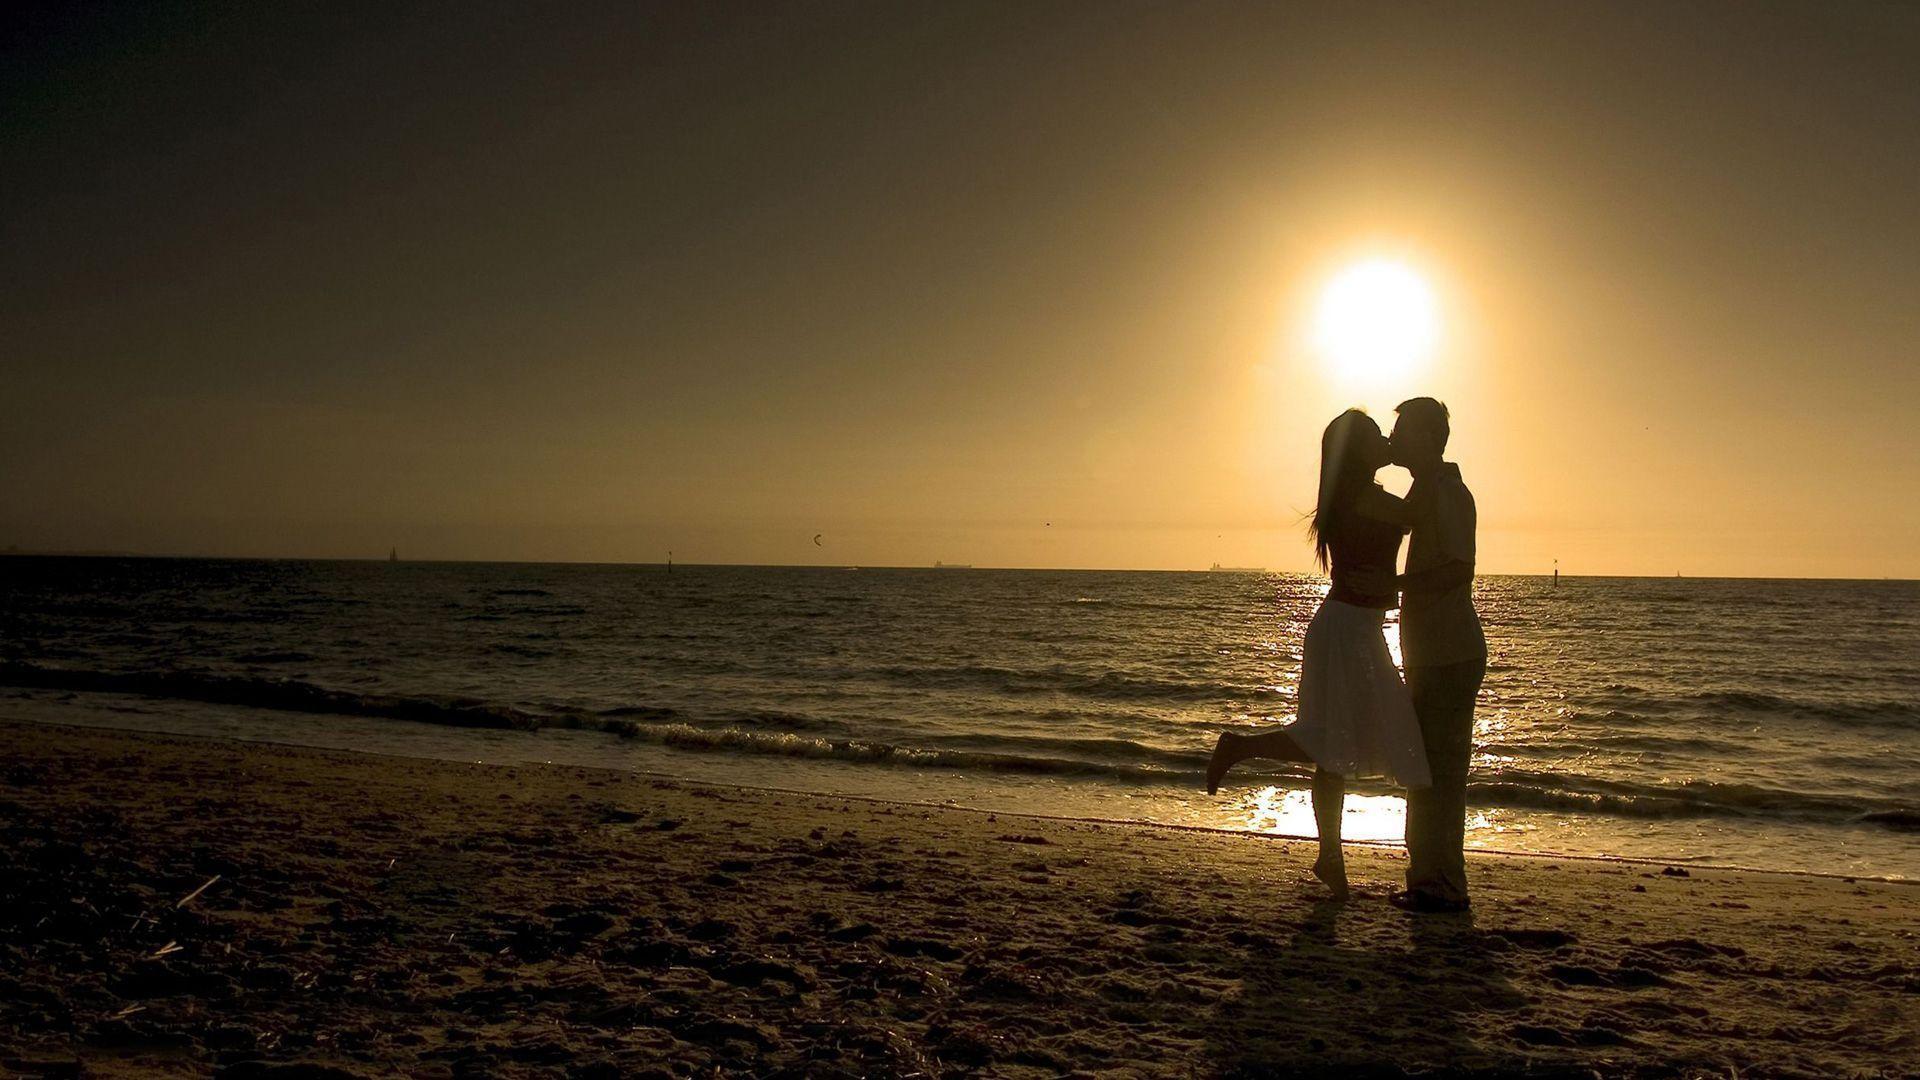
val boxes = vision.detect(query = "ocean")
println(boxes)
[2,557,1915,880]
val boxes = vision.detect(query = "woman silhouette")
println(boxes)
[1205,409,1431,898]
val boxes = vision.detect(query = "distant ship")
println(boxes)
[389,547,398,563]
[933,561,972,569]
[1209,563,1264,573]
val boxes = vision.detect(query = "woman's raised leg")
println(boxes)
[1205,727,1313,795]
[1207,732,1348,898]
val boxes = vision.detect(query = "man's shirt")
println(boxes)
[1401,462,1486,669]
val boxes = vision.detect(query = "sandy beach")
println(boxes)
[1,718,1915,1079]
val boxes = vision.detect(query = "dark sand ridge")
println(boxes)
[2,720,1915,1078]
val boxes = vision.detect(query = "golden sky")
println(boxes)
[4,3,1916,577]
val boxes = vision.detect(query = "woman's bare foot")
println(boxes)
[1205,731,1238,795]
[1312,849,1350,900]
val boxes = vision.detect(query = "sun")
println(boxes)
[1311,258,1439,382]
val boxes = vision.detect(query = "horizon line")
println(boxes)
[2,550,1913,584]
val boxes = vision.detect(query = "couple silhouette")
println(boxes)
[1207,397,1486,912]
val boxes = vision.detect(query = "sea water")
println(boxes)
[3,558,1915,879]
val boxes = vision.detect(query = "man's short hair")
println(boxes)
[1394,397,1450,452]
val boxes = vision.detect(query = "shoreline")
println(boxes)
[3,718,1916,1078]
[6,706,1913,887]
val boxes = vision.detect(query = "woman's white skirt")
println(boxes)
[1286,598,1432,788]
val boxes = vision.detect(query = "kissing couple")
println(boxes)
[1206,397,1487,913]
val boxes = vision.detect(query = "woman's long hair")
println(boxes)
[1307,408,1379,571]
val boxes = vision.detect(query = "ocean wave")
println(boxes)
[1464,767,1910,828]
[235,650,318,664]
[1857,809,1920,832]
[0,662,543,731]
[1561,708,1658,729]
[486,643,556,658]
[597,704,680,721]
[917,731,1199,768]
[6,660,1915,833]
[535,723,1920,830]
[1583,686,1919,728]
[1688,689,1919,726]
[0,662,847,742]
[1544,728,1741,754]
[612,722,1192,782]
[728,708,838,732]
[871,663,1275,704]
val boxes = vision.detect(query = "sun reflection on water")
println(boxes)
[1238,784,1519,847]
[1240,785,1408,842]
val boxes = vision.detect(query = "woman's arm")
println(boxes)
[1398,559,1474,596]
[1354,485,1417,528]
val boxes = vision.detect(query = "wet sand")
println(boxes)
[2,719,1916,1078]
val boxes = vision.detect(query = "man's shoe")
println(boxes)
[1389,889,1469,914]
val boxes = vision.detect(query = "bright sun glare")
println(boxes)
[1312,258,1439,382]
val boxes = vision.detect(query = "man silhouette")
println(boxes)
[1386,397,1486,914]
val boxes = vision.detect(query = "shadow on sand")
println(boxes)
[1202,898,1595,1078]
